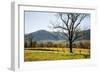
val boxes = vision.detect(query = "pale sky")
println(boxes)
[24,11,90,34]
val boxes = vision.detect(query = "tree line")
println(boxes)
[24,40,90,49]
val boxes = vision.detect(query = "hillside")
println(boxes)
[25,29,90,42]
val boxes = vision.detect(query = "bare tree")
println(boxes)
[52,13,88,53]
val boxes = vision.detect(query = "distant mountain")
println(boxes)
[80,29,90,40]
[25,29,90,42]
[25,30,64,41]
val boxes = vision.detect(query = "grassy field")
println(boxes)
[24,48,90,62]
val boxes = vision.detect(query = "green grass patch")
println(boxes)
[24,48,90,62]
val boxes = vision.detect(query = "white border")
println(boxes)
[11,2,97,71]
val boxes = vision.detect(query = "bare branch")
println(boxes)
[74,14,87,29]
[72,34,82,42]
[54,26,69,31]
[59,13,69,29]
[72,29,83,42]
[61,29,69,39]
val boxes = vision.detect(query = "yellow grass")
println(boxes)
[24,48,90,62]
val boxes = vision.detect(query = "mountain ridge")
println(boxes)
[25,29,90,42]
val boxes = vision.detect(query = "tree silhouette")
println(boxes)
[52,13,88,53]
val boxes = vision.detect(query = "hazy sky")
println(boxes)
[25,11,90,34]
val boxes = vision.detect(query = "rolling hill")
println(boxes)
[25,29,90,42]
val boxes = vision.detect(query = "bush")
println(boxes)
[73,40,90,49]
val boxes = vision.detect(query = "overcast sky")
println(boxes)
[24,11,90,34]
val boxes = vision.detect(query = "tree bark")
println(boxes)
[69,41,73,53]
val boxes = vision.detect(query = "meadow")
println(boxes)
[24,47,90,61]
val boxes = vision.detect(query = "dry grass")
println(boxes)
[24,48,90,62]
